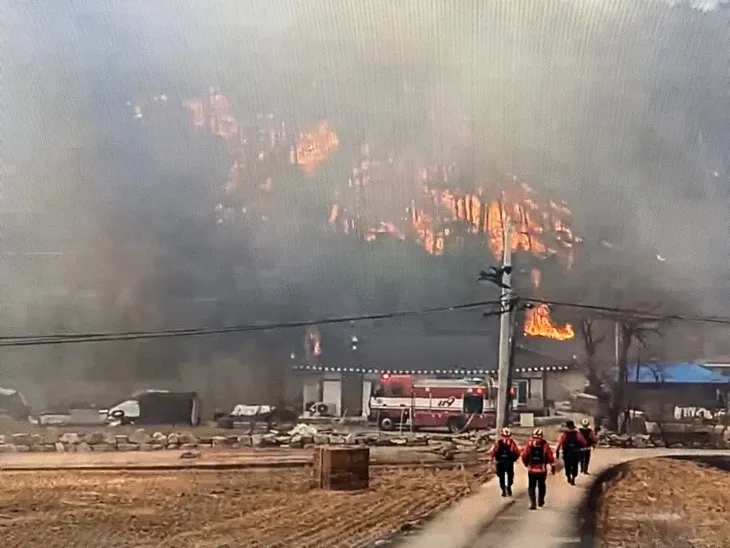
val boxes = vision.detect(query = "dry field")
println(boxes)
[0,465,489,548]
[596,458,730,548]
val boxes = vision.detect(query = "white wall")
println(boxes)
[545,369,586,403]
[322,379,342,416]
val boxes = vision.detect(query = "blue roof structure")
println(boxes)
[627,362,730,384]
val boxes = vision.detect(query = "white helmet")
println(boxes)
[532,428,544,439]
[581,418,590,427]
[501,427,512,437]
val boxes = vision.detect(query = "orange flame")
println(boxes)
[294,121,340,173]
[524,304,575,341]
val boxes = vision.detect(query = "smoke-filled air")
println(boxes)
[2,0,730,410]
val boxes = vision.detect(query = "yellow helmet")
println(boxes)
[532,428,544,439]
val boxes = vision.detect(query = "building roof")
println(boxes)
[308,319,578,372]
[291,363,572,376]
[627,363,730,384]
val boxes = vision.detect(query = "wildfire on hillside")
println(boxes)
[293,121,340,174]
[485,185,576,265]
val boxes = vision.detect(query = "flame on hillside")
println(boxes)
[293,121,340,174]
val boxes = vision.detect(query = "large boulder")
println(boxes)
[631,434,651,449]
[211,436,228,447]
[129,429,152,445]
[261,433,278,446]
[177,432,198,445]
[288,423,319,438]
[151,432,168,445]
[11,433,32,446]
[0,444,18,453]
[58,432,81,445]
[74,442,91,453]
[313,434,330,445]
[83,431,106,445]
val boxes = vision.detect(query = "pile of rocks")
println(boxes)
[598,431,730,449]
[0,426,496,453]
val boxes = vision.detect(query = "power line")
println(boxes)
[528,297,730,327]
[6,296,730,348]
[0,299,506,347]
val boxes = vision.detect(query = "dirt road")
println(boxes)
[0,465,491,548]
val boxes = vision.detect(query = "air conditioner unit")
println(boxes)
[308,402,332,416]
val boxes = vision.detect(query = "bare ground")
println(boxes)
[596,458,730,548]
[0,465,491,548]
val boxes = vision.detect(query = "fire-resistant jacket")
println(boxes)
[556,428,588,455]
[488,436,521,463]
[520,438,556,474]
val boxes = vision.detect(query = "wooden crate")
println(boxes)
[313,446,370,490]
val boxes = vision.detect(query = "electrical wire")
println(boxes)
[7,295,730,348]
[0,299,507,347]
[529,298,730,326]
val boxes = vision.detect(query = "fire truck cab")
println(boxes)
[368,374,497,433]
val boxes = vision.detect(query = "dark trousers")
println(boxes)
[580,449,592,473]
[563,451,579,480]
[527,472,547,506]
[496,462,514,491]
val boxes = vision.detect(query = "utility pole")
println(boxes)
[614,319,621,368]
[495,216,513,430]
[505,300,523,425]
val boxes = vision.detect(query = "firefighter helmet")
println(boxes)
[532,428,544,439]
[581,418,590,427]
[501,427,512,437]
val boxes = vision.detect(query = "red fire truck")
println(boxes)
[368,374,498,432]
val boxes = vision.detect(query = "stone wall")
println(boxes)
[0,425,495,454]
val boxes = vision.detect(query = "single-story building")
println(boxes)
[292,362,581,418]
[292,344,585,417]
[627,362,730,420]
[290,314,583,418]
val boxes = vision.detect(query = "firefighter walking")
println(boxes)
[556,420,587,485]
[578,418,598,474]
[520,428,556,510]
[488,427,521,497]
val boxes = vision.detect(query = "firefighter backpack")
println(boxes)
[496,440,516,463]
[528,442,545,465]
[579,427,594,448]
[563,430,580,452]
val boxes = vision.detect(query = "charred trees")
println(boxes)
[609,316,664,432]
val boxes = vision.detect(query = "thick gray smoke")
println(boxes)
[3,0,730,407]
[664,0,729,13]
